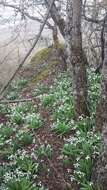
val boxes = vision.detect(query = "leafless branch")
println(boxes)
[0,97,37,104]
[0,1,54,30]
[0,0,55,98]
[82,0,103,24]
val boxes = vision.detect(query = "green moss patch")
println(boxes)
[30,43,64,65]
[31,59,60,84]
[30,47,52,65]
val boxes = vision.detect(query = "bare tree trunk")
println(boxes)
[69,0,89,117]
[52,24,59,48]
[52,24,67,71]
[46,0,89,117]
[93,14,107,189]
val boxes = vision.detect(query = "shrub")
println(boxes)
[7,178,41,190]
[41,94,55,107]
[16,157,39,174]
[13,133,33,151]
[52,103,74,122]
[52,121,71,135]
[11,111,24,125]
[26,114,42,130]
[0,126,14,139]
[35,144,52,159]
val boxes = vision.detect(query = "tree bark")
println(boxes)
[93,13,107,189]
[70,0,89,117]
[52,24,59,48]
[52,24,67,71]
[46,0,89,117]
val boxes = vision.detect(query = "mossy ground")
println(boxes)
[30,43,64,66]
[19,45,64,87]
[30,47,52,65]
[31,59,60,84]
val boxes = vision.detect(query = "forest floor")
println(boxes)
[0,48,101,190]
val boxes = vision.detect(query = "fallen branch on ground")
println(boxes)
[0,98,38,104]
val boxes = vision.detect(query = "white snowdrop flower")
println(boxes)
[5,139,12,144]
[33,174,37,179]
[38,181,42,186]
[70,119,75,124]
[89,182,93,186]
[70,175,75,182]
[76,131,81,136]
[33,138,36,143]
[74,162,80,168]
[86,155,90,160]
[78,115,84,120]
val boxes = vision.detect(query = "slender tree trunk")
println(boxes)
[70,0,89,117]
[93,14,107,189]
[64,0,73,69]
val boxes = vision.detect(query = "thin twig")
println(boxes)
[0,97,37,104]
